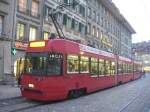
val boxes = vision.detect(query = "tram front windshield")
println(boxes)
[24,53,63,76]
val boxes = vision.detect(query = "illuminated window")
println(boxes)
[67,55,79,73]
[111,61,115,75]
[105,61,111,75]
[92,26,96,36]
[80,56,89,73]
[0,16,3,35]
[44,32,49,40]
[99,59,105,75]
[91,58,98,76]
[97,28,99,37]
[29,26,37,41]
[16,23,25,41]
[18,0,27,12]
[31,0,39,17]
[118,61,123,74]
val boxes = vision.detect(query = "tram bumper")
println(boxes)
[21,85,67,101]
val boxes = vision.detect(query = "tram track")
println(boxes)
[0,96,46,112]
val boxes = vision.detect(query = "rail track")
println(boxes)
[0,96,46,112]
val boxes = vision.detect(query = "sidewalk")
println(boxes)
[0,85,21,100]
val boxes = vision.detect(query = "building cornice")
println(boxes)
[99,0,136,34]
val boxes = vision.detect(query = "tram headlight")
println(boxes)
[28,84,34,88]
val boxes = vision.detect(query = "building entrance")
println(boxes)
[14,58,25,80]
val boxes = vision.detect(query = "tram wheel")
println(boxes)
[68,90,78,98]
[68,88,87,99]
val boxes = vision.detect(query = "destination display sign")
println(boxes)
[49,53,63,59]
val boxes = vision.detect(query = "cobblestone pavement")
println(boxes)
[0,85,21,100]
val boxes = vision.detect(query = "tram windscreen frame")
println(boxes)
[24,52,63,76]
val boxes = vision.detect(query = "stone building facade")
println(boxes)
[0,0,14,81]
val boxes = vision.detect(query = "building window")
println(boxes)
[31,0,39,17]
[79,5,85,17]
[56,12,62,24]
[93,11,96,21]
[44,32,49,40]
[97,14,100,24]
[67,16,71,29]
[0,16,3,35]
[18,0,27,13]
[74,20,79,32]
[57,0,62,3]
[29,26,37,41]
[63,14,67,25]
[87,23,91,34]
[64,0,71,4]
[79,23,85,35]
[92,26,96,36]
[44,6,52,21]
[71,18,75,29]
[97,28,99,37]
[16,23,25,41]
[87,7,91,18]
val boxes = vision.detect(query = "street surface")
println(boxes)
[1,74,150,112]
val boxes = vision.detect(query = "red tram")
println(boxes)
[20,39,143,101]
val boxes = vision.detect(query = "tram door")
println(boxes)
[14,58,25,80]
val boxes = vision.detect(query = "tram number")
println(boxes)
[49,53,63,59]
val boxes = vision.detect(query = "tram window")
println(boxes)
[122,63,126,73]
[80,56,89,73]
[25,53,47,75]
[111,61,115,75]
[105,61,111,75]
[90,58,98,76]
[126,64,129,73]
[125,64,128,73]
[118,61,123,74]
[67,55,79,74]
[129,64,133,73]
[47,53,63,75]
[126,64,128,73]
[134,65,136,72]
[128,64,131,73]
[99,59,105,75]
